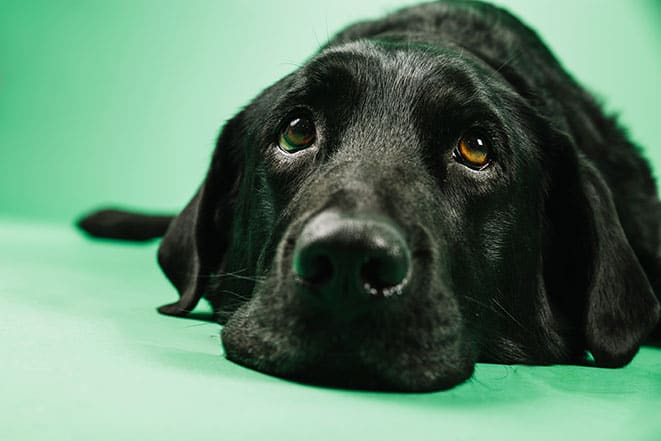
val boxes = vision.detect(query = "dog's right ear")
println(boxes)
[543,128,660,367]
[157,113,245,316]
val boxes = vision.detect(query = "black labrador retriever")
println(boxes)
[79,0,661,391]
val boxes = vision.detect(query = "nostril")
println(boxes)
[293,250,334,285]
[360,253,409,296]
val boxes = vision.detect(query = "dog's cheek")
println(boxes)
[220,279,320,377]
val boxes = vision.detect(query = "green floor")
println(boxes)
[1,219,659,440]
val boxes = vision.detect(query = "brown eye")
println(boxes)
[279,117,316,152]
[455,130,491,170]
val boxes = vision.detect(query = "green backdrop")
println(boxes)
[1,0,661,221]
[2,1,661,440]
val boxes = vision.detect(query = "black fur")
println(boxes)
[79,1,661,391]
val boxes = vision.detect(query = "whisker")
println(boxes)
[278,61,304,70]
[463,295,493,310]
[217,289,253,301]
[463,295,528,331]
[210,273,266,283]
[461,48,522,103]
[490,298,527,331]
[178,267,267,284]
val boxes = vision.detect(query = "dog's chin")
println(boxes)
[220,294,476,392]
[296,356,475,393]
[225,347,474,392]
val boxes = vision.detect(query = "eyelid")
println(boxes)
[276,107,316,138]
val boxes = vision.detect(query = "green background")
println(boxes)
[2,1,661,440]
[1,0,661,221]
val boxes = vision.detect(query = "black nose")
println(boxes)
[293,211,410,302]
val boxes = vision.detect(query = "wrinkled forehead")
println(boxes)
[283,40,512,116]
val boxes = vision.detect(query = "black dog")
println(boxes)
[79,0,661,392]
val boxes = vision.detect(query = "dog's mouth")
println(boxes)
[221,303,475,392]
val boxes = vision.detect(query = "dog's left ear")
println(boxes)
[157,113,244,316]
[544,130,660,367]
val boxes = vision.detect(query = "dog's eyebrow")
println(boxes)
[304,51,373,93]
[272,51,372,112]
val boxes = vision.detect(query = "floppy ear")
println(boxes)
[544,132,660,367]
[157,113,244,316]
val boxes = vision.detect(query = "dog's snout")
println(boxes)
[293,211,411,302]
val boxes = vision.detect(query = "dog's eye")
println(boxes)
[279,117,316,153]
[454,130,491,170]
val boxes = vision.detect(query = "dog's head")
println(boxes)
[156,40,659,391]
